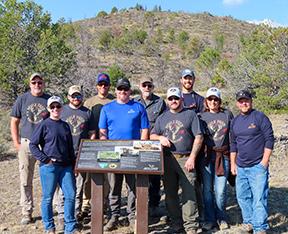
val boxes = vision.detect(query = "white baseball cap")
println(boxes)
[167,87,181,99]
[47,96,63,108]
[206,87,221,99]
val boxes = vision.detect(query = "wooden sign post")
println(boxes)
[75,140,164,234]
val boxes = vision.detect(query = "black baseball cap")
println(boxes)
[236,90,252,101]
[116,78,131,89]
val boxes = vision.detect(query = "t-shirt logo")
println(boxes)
[128,109,135,114]
[208,119,226,142]
[26,103,48,124]
[66,115,85,136]
[248,123,256,129]
[165,120,186,143]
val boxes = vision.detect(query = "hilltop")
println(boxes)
[70,9,256,93]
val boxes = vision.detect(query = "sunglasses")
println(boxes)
[71,94,82,99]
[50,104,62,109]
[168,96,180,101]
[207,97,220,102]
[97,82,109,87]
[117,87,130,92]
[142,83,153,88]
[31,81,43,85]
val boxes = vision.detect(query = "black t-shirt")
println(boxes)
[151,108,203,154]
[10,92,50,139]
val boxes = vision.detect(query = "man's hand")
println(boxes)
[230,161,237,175]
[184,156,195,172]
[159,136,171,147]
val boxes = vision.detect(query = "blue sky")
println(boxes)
[33,0,288,26]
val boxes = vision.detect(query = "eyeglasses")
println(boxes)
[207,97,220,102]
[142,83,153,88]
[168,96,180,101]
[117,87,130,92]
[71,94,82,99]
[97,82,109,87]
[31,81,43,85]
[50,104,62,109]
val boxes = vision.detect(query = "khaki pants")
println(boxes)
[18,138,37,216]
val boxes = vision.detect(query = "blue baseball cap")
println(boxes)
[96,73,110,85]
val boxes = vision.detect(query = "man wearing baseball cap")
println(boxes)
[134,77,166,217]
[230,89,274,234]
[99,77,149,232]
[82,73,115,218]
[180,69,204,114]
[56,85,96,229]
[150,87,204,234]
[10,72,50,224]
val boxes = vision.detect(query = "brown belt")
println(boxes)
[173,153,190,159]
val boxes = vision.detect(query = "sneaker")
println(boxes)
[21,214,32,225]
[186,229,198,234]
[218,220,229,230]
[240,223,253,233]
[58,218,65,232]
[160,215,170,224]
[104,217,119,231]
[255,231,266,234]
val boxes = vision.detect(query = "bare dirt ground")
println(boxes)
[0,114,288,234]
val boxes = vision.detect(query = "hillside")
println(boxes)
[71,10,256,93]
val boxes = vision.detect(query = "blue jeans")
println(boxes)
[202,157,229,224]
[236,162,269,232]
[39,164,76,233]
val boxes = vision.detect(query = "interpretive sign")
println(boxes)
[76,140,163,175]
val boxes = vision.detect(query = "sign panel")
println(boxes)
[76,140,163,175]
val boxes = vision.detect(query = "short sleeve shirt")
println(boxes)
[61,105,94,152]
[10,92,50,139]
[99,100,149,140]
[151,108,203,154]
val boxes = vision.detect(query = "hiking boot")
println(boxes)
[104,217,119,231]
[218,220,229,230]
[239,223,253,233]
[21,214,32,225]
[58,218,65,232]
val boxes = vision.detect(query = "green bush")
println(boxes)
[0,111,11,156]
[177,31,189,48]
[107,65,127,88]
[97,11,108,18]
[111,7,118,14]
[98,30,114,49]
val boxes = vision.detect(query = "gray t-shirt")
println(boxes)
[11,92,50,139]
[151,108,203,154]
[61,105,94,152]
[200,110,233,148]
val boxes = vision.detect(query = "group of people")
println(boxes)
[10,69,274,234]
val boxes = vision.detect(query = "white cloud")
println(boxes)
[247,19,285,28]
[223,0,245,6]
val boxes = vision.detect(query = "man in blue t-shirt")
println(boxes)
[99,78,149,232]
[10,73,50,225]
[230,90,274,234]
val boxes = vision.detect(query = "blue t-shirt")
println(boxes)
[99,100,149,140]
[182,91,204,114]
[230,109,274,167]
